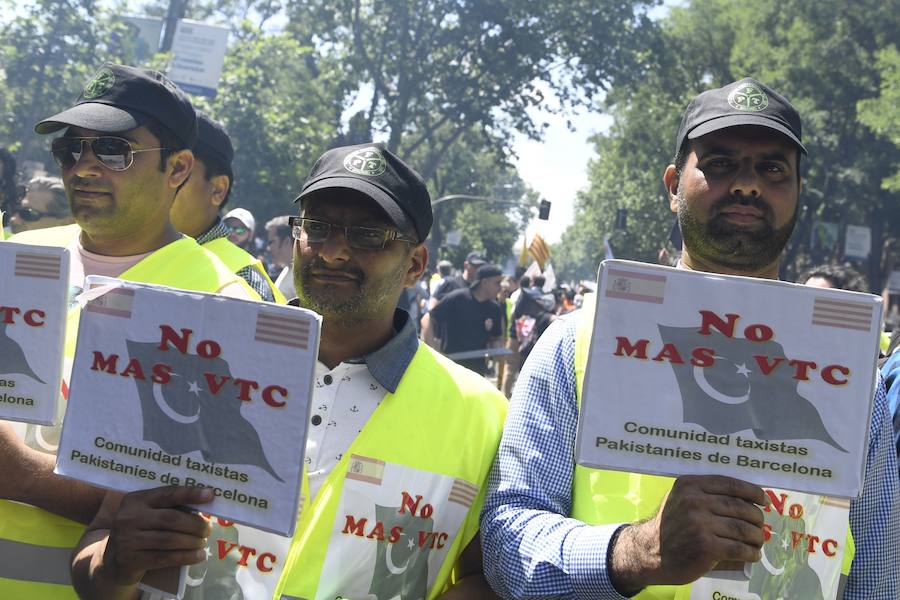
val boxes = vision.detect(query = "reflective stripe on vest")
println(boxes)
[2,225,256,597]
[203,236,286,303]
[275,344,507,599]
[571,294,854,598]
[0,537,72,586]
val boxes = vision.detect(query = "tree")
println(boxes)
[0,0,134,163]
[555,0,900,289]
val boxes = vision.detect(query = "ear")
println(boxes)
[663,164,679,214]
[209,174,230,209]
[403,245,428,288]
[167,149,195,190]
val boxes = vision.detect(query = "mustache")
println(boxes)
[711,194,773,219]
[300,258,365,282]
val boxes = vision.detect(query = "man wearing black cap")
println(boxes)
[2,63,258,598]
[425,263,505,375]
[430,250,487,307]
[71,143,507,599]
[171,113,284,302]
[481,78,899,598]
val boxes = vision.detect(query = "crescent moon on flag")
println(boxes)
[692,357,750,405]
[33,424,59,452]
[153,381,201,424]
[758,542,786,576]
[386,538,412,575]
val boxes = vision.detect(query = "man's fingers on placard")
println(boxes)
[133,530,209,552]
[144,485,214,509]
[709,495,766,528]
[133,548,208,572]
[142,508,212,538]
[716,537,763,563]
[709,516,766,548]
[696,475,768,506]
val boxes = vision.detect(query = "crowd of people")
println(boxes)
[0,62,898,600]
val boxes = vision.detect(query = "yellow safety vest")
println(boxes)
[1,224,258,599]
[571,296,853,599]
[203,236,286,304]
[275,343,507,600]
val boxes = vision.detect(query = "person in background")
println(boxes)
[800,263,868,293]
[8,175,73,233]
[0,147,17,231]
[222,206,255,251]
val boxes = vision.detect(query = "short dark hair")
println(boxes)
[533,275,546,288]
[193,146,233,207]
[265,215,292,242]
[801,263,868,293]
[519,275,531,288]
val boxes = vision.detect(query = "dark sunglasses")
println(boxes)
[226,224,250,236]
[289,216,418,250]
[51,136,169,171]
[14,206,54,222]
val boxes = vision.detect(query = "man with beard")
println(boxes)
[481,79,899,598]
[71,143,507,600]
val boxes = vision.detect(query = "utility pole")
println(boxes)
[160,0,187,52]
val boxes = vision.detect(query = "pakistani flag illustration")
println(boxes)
[368,503,433,600]
[126,339,282,481]
[0,322,45,383]
[658,325,846,451]
[748,505,826,599]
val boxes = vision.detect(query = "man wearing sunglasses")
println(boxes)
[171,113,284,303]
[8,175,73,234]
[1,63,258,599]
[72,143,507,600]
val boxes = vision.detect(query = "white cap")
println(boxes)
[223,207,255,232]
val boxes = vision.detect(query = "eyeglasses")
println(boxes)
[226,224,249,236]
[14,206,62,222]
[51,136,169,171]
[289,216,418,250]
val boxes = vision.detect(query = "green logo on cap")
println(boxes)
[343,147,387,177]
[82,67,116,100]
[728,82,769,112]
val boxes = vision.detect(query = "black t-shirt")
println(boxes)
[432,275,466,302]
[429,287,502,374]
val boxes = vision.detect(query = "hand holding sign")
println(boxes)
[96,486,214,584]
[610,475,769,593]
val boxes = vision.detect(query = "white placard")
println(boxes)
[0,242,69,425]
[575,260,881,498]
[120,15,164,63]
[844,224,871,259]
[56,277,320,536]
[690,489,849,600]
[169,19,229,97]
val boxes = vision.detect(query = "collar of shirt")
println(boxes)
[195,217,227,246]
[287,300,419,393]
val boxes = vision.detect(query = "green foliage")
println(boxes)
[0,0,134,161]
[859,46,900,192]
[555,0,900,289]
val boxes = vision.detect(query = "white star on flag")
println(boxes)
[188,381,202,395]
[735,363,752,377]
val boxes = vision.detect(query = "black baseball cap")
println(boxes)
[195,113,234,180]
[294,143,432,243]
[470,264,503,288]
[34,63,198,148]
[466,251,486,266]
[675,77,805,155]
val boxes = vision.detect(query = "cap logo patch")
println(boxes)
[82,67,116,100]
[343,147,387,177]
[728,82,769,112]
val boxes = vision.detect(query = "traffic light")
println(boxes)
[538,199,551,220]
[615,208,628,231]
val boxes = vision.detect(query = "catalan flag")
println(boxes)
[528,233,551,270]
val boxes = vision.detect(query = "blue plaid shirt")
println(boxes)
[481,312,900,599]
[879,351,900,468]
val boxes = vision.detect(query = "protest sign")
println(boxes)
[689,488,849,600]
[0,242,69,425]
[575,260,881,498]
[56,277,319,536]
